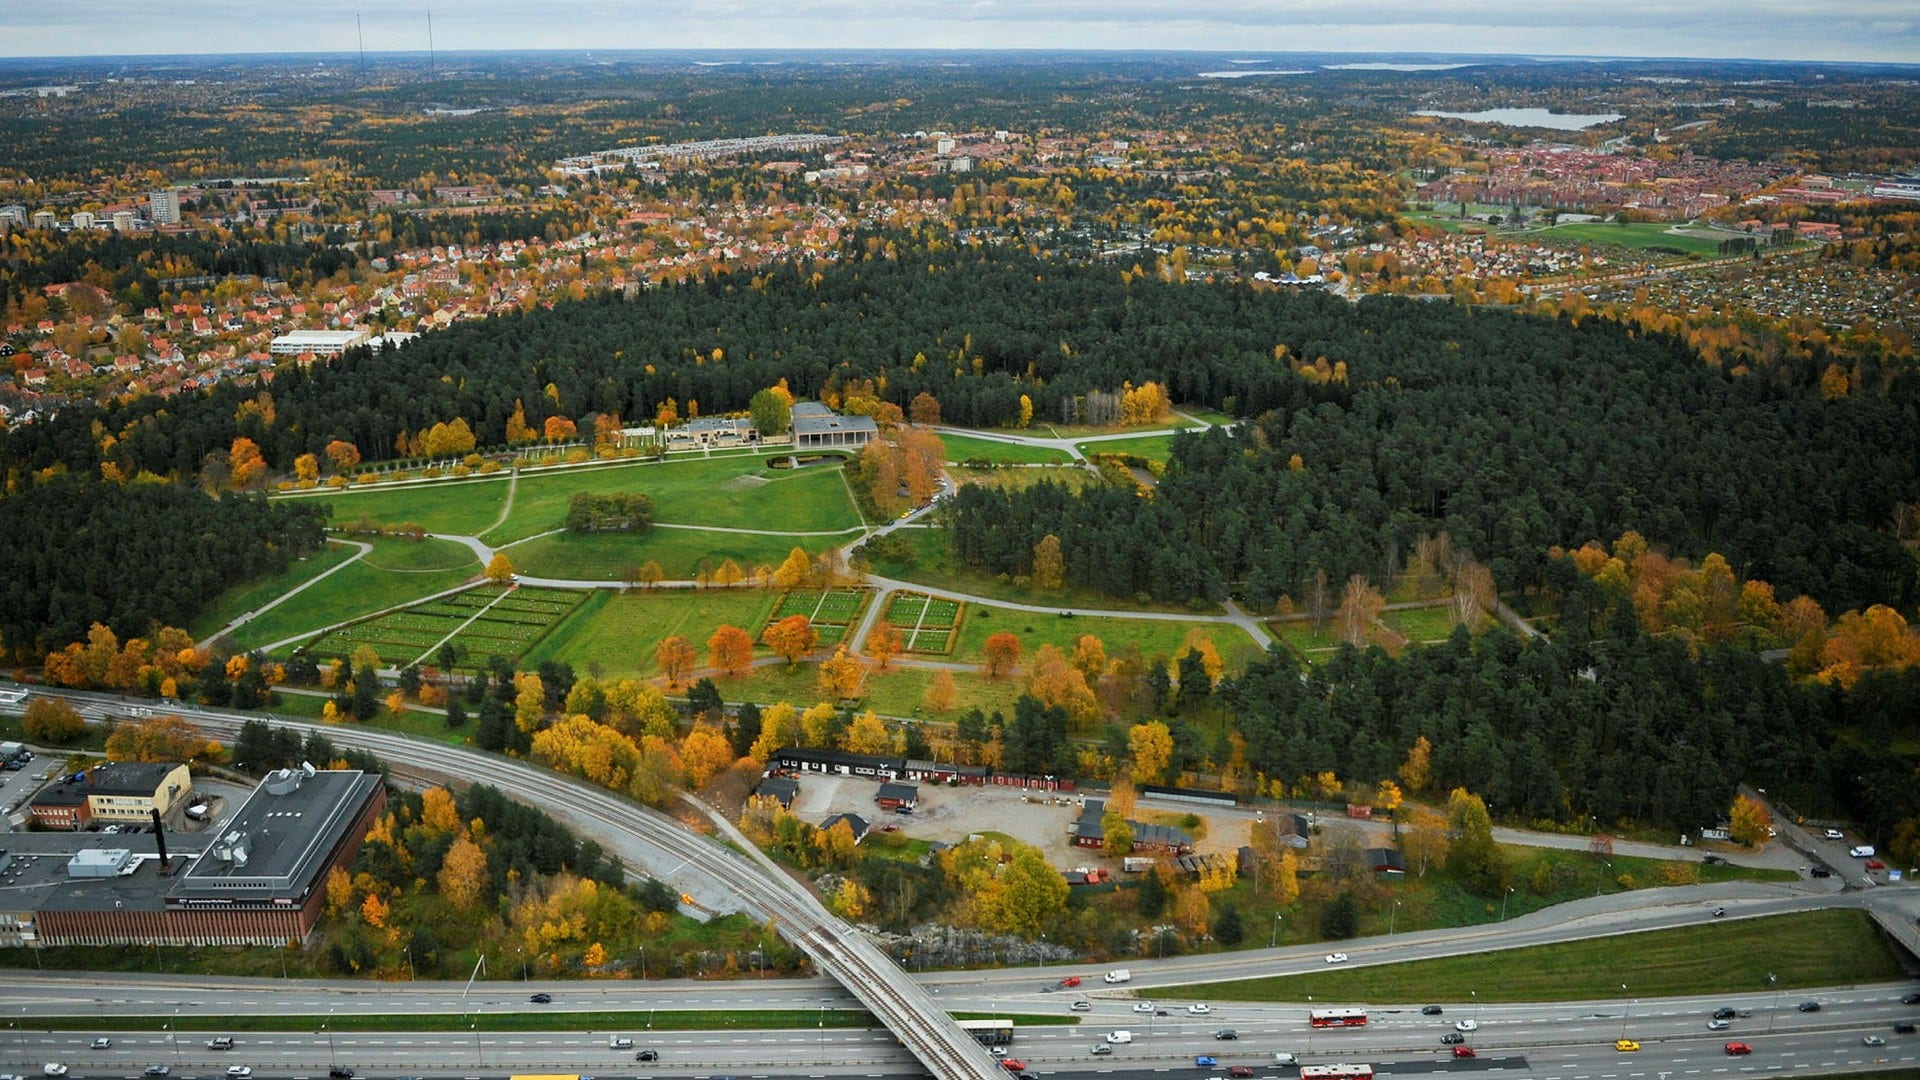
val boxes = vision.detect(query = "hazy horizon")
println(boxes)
[2,1,1916,66]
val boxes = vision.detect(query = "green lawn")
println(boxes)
[1079,433,1177,463]
[1534,221,1739,257]
[228,539,479,654]
[276,477,509,536]
[485,454,861,544]
[949,466,1104,493]
[721,658,1028,718]
[1383,605,1459,644]
[521,588,782,677]
[951,603,1256,670]
[1181,908,1901,1002]
[1039,415,1206,439]
[503,528,839,582]
[1273,619,1346,659]
[189,540,361,641]
[867,527,1221,615]
[938,431,1074,465]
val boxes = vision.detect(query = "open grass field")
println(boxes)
[938,432,1074,465]
[1272,619,1346,662]
[502,527,837,582]
[1181,908,1901,1002]
[485,454,861,544]
[230,538,479,654]
[189,540,361,641]
[1534,221,1739,257]
[520,587,782,678]
[1039,415,1207,439]
[949,466,1104,493]
[275,477,509,536]
[720,658,1028,718]
[867,527,1222,615]
[1384,605,1460,644]
[1079,433,1177,463]
[952,603,1257,669]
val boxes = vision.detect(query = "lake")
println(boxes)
[1414,107,1625,130]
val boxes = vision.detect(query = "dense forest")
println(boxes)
[0,476,329,655]
[6,243,1915,615]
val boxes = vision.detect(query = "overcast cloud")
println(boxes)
[1,0,1916,63]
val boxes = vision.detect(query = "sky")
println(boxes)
[1,1,1917,64]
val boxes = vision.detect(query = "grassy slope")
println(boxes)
[938,431,1075,465]
[188,540,360,640]
[486,455,861,544]
[1182,909,1902,1001]
[228,538,478,653]
[1079,433,1177,463]
[869,527,1222,615]
[950,603,1256,667]
[504,529,839,582]
[522,588,781,677]
[277,477,509,535]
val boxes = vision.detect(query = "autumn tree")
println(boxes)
[105,714,219,763]
[324,440,361,472]
[22,697,86,744]
[844,710,891,755]
[1128,721,1174,785]
[293,453,320,483]
[681,728,736,789]
[437,833,490,910]
[544,415,578,443]
[706,624,755,677]
[1728,793,1773,847]
[817,645,867,700]
[1445,787,1506,895]
[513,672,546,733]
[773,547,813,590]
[922,670,957,713]
[1400,805,1451,876]
[864,621,904,669]
[908,391,942,426]
[486,552,516,583]
[654,635,697,689]
[504,399,536,445]
[1398,735,1434,793]
[228,436,267,488]
[1027,644,1098,725]
[982,632,1021,677]
[1070,634,1108,684]
[763,615,818,666]
[1452,560,1497,628]
[1031,534,1065,591]
[1102,811,1134,855]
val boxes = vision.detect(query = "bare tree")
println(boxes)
[1451,560,1496,628]
[1337,574,1386,648]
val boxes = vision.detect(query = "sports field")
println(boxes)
[1534,221,1744,257]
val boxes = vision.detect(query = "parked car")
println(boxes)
[1213,1030,1238,1040]
[1867,859,1887,870]
[1615,1040,1640,1052]
[1422,1005,1444,1016]
[1324,953,1348,964]
[1725,1042,1752,1056]
[1090,1045,1113,1056]
[1825,828,1845,840]
[530,992,552,1003]
[1455,1019,1479,1032]
[1810,866,1833,878]
[1440,1033,1466,1045]
[1799,1001,1822,1013]
[1194,1056,1219,1068]
[1452,1047,1477,1059]
[1188,1004,1212,1015]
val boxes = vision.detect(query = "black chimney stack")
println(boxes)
[151,807,170,873]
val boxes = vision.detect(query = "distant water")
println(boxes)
[1199,69,1310,78]
[1414,107,1625,130]
[1328,62,1475,71]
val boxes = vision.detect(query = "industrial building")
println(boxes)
[268,329,371,358]
[28,762,192,831]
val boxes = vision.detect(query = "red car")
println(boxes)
[1229,1069,1256,1078]
[1452,1046,1477,1058]
[1060,976,1082,988]
[1866,859,1887,870]
[1000,1061,1026,1072]
[1726,1043,1752,1056]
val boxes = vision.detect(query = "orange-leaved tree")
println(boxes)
[763,615,818,666]
[706,624,755,677]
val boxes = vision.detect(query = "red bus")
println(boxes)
[1299,1065,1374,1080]
[1308,1008,1368,1028]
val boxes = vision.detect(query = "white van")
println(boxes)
[1273,1053,1298,1066]
[609,1036,634,1050]
[1106,1031,1133,1045]
[1850,845,1877,858]
[1103,968,1131,984]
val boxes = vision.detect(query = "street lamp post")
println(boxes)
[639,944,647,982]
[1306,995,1313,1055]
[1271,914,1283,949]
[1619,985,1631,1040]
[1389,901,1401,936]
[325,1006,337,1070]
[1501,886,1515,921]
[1767,973,1779,1034]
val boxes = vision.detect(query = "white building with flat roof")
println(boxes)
[269,329,370,357]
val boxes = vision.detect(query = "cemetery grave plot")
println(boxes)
[884,591,964,654]
[309,586,585,667]
[766,587,872,647]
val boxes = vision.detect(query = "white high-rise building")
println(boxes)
[149,189,180,226]
[0,205,25,230]
[71,211,95,230]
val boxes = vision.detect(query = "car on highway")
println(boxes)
[225,1068,252,1079]
[1090,1045,1113,1056]
[1454,1019,1479,1032]
[998,1060,1026,1072]
[1440,1033,1466,1045]
[1903,993,1920,1005]
[1071,1001,1092,1012]
[1422,1005,1444,1016]
[329,1069,355,1079]
[207,1037,234,1050]
[1324,952,1348,963]
[530,992,553,1003]
[1798,1001,1822,1012]
[1194,1056,1219,1068]
[1272,1053,1297,1066]
[1826,828,1845,840]
[1133,1003,1156,1013]
[1867,859,1887,870]
[1713,1007,1738,1019]
[1452,1047,1476,1059]
[1059,976,1081,988]
[1229,1067,1256,1078]
[1188,1004,1213,1015]
[1214,1030,1238,1040]
[1810,866,1833,878]
[41,1067,66,1078]
[90,1038,111,1049]
[1865,1036,1887,1047]
[143,1067,171,1077]
[1725,1042,1752,1056]
[1707,1019,1730,1030]
[1896,1022,1917,1034]
[635,1050,658,1062]
[1615,1040,1640,1052]
[1156,1009,1171,1017]
[1711,907,1726,917]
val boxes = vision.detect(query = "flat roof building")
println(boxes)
[28,763,192,831]
[269,329,370,358]
[791,402,877,450]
